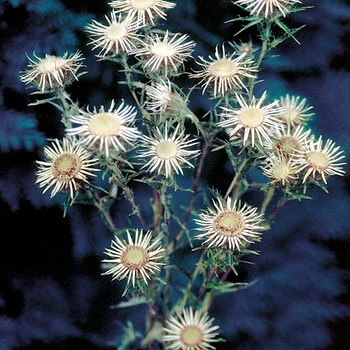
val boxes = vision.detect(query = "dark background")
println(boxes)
[0,0,349,349]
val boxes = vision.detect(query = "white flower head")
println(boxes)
[265,124,311,157]
[36,138,100,199]
[195,197,264,251]
[163,307,220,350]
[261,150,300,187]
[294,136,346,184]
[20,51,85,93]
[144,79,185,114]
[218,91,285,147]
[190,44,257,98]
[85,11,143,57]
[276,94,314,128]
[138,124,200,178]
[234,0,302,18]
[133,30,196,77]
[102,229,165,287]
[109,0,176,25]
[66,100,139,158]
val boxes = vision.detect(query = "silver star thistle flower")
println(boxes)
[261,150,300,186]
[109,0,176,25]
[293,136,346,184]
[264,124,311,157]
[190,44,257,98]
[218,91,285,147]
[276,94,314,128]
[66,100,140,158]
[20,51,84,93]
[36,138,100,199]
[138,124,200,178]
[145,79,174,113]
[234,0,302,18]
[133,30,196,77]
[144,79,185,115]
[85,11,143,57]
[163,307,220,350]
[195,197,264,251]
[102,229,165,287]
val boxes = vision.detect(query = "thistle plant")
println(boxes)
[20,1,346,348]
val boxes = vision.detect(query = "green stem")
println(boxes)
[195,265,216,312]
[263,195,289,229]
[177,250,206,312]
[92,192,117,233]
[249,20,272,100]
[260,187,275,215]
[159,184,176,319]
[224,157,249,201]
[122,184,149,230]
[167,136,214,255]
[56,89,78,129]
[121,56,152,122]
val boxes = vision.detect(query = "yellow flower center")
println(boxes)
[151,42,175,57]
[130,0,155,9]
[89,113,121,136]
[37,56,66,73]
[272,163,290,181]
[278,136,301,154]
[308,151,329,170]
[122,246,148,270]
[180,325,204,347]
[107,24,127,41]
[156,140,178,159]
[214,211,245,237]
[240,107,264,128]
[210,59,238,78]
[52,153,80,180]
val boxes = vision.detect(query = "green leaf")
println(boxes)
[116,297,147,308]
[228,16,265,37]
[273,21,305,44]
[205,279,258,295]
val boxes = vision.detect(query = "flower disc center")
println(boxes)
[151,42,175,57]
[37,56,66,73]
[130,0,155,9]
[89,113,121,136]
[272,163,290,180]
[279,137,301,154]
[308,151,329,170]
[240,107,264,128]
[107,24,127,41]
[52,154,80,180]
[180,325,204,347]
[122,247,148,269]
[210,59,237,77]
[156,140,178,159]
[214,211,245,237]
